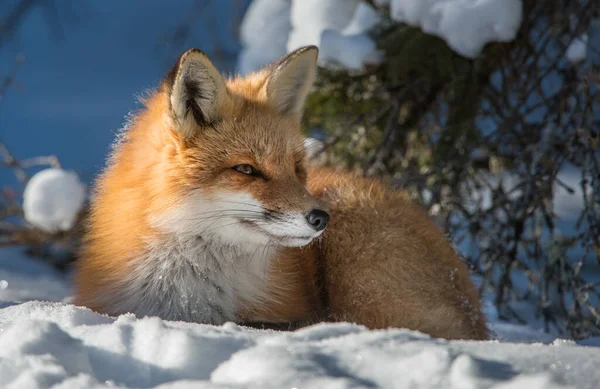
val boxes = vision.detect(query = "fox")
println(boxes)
[75,46,489,340]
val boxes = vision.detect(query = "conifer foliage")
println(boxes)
[306,0,600,338]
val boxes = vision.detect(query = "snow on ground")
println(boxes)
[0,248,70,304]
[3,301,600,389]
[1,250,600,388]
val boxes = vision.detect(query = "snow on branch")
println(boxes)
[238,0,524,73]
[0,142,87,269]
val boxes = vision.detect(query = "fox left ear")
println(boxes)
[264,46,318,116]
[164,48,229,137]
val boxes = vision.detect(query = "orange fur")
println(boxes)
[75,47,488,340]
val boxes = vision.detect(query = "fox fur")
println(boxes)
[75,46,489,340]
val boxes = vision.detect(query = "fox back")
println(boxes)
[75,47,488,339]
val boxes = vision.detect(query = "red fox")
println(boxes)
[75,46,488,340]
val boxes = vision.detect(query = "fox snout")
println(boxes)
[306,208,329,231]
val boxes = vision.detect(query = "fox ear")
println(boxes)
[265,46,318,116]
[164,48,228,137]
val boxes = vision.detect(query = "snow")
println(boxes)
[238,0,292,75]
[304,137,324,159]
[238,0,524,71]
[566,34,588,63]
[288,0,382,70]
[341,2,381,36]
[0,250,599,388]
[23,168,86,233]
[0,248,70,304]
[2,302,600,389]
[320,30,382,70]
[239,0,525,71]
[238,0,381,73]
[287,0,360,51]
[389,0,523,58]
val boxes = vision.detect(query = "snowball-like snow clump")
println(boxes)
[238,0,292,74]
[566,34,588,63]
[390,0,523,58]
[23,168,85,233]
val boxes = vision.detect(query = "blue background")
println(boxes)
[1,0,250,187]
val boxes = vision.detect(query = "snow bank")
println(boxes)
[1,234,599,388]
[2,301,600,389]
[23,168,85,233]
[389,0,523,58]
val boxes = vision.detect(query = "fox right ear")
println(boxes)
[264,46,318,117]
[163,48,228,137]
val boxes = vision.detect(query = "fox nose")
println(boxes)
[306,209,329,231]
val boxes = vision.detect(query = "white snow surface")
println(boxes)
[23,168,85,233]
[566,34,588,63]
[3,301,600,389]
[389,0,523,58]
[1,250,600,388]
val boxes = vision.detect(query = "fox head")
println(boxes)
[150,46,328,248]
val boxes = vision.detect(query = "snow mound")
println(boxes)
[1,301,600,388]
[390,0,523,58]
[23,168,85,233]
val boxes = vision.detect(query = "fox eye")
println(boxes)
[233,164,257,176]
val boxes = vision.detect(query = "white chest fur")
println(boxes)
[105,235,276,324]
